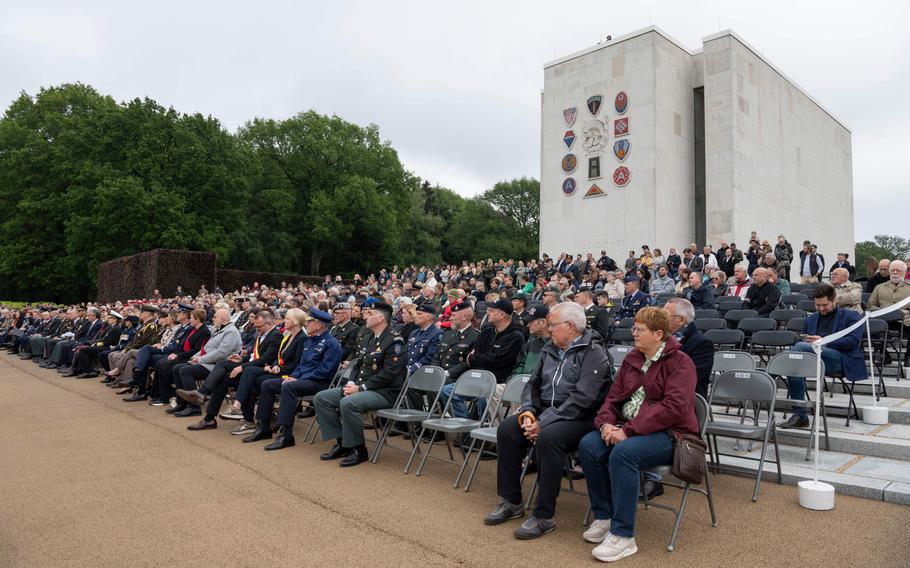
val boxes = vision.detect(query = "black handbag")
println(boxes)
[672,432,707,484]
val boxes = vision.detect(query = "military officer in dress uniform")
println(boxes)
[330,302,360,361]
[313,301,406,467]
[576,286,611,342]
[430,301,477,383]
[614,275,652,321]
[406,304,442,375]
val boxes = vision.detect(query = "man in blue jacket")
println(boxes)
[782,283,866,428]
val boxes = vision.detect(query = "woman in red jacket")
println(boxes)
[577,307,698,563]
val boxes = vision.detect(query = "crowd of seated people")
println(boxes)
[1,232,908,564]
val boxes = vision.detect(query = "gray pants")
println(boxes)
[313,387,396,448]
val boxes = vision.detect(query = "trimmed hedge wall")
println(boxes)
[96,249,321,302]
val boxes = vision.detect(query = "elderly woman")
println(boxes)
[577,307,698,562]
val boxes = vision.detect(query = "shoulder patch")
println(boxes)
[393,343,403,355]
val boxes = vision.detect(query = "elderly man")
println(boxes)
[683,271,715,310]
[868,260,910,367]
[430,302,478,382]
[406,304,442,375]
[512,306,550,375]
[782,284,867,428]
[831,267,863,314]
[866,259,892,293]
[484,302,612,539]
[330,303,360,361]
[664,298,714,398]
[314,302,406,467]
[768,269,790,297]
[743,268,781,316]
[169,308,242,418]
[725,265,752,298]
[575,286,611,342]
[243,308,341,450]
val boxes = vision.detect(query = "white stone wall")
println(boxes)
[702,32,855,262]
[540,31,660,258]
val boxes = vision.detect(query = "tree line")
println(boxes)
[0,83,540,303]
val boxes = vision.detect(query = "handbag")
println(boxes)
[672,432,707,484]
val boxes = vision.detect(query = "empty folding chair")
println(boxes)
[706,370,782,501]
[371,365,447,469]
[770,309,807,329]
[860,319,890,398]
[694,309,719,319]
[609,327,635,345]
[616,318,635,329]
[459,374,530,491]
[874,311,906,379]
[724,309,758,329]
[694,318,726,332]
[781,294,808,308]
[796,300,817,313]
[413,370,497,480]
[712,351,756,375]
[789,283,806,293]
[715,296,743,314]
[785,318,805,333]
[767,351,827,459]
[705,329,745,350]
[640,394,717,551]
[748,330,798,364]
[737,318,776,351]
[607,345,635,372]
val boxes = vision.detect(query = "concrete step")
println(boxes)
[708,438,910,505]
[775,388,910,425]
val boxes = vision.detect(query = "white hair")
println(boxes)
[551,302,586,333]
[666,297,695,324]
[891,260,907,273]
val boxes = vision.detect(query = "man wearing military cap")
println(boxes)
[330,302,359,361]
[513,305,550,375]
[406,304,442,375]
[313,301,407,467]
[575,286,611,342]
[430,301,478,383]
[615,275,652,322]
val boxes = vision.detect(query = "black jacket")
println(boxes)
[95,324,123,349]
[584,304,612,342]
[272,331,307,375]
[744,282,781,316]
[469,321,525,383]
[674,322,715,398]
[685,286,716,310]
[247,326,284,368]
[174,325,212,362]
[331,320,360,361]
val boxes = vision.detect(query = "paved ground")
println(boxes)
[1,354,908,568]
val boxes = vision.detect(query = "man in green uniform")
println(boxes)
[430,301,477,383]
[313,301,407,467]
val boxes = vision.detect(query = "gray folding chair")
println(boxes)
[371,365,447,469]
[716,296,743,314]
[766,351,827,460]
[725,309,758,329]
[640,394,717,551]
[459,374,531,491]
[705,329,745,350]
[413,370,497,479]
[607,345,635,372]
[303,364,355,443]
[616,318,635,329]
[706,370,782,501]
[712,351,756,374]
[737,318,776,352]
[694,309,719,319]
[748,330,798,365]
[785,318,805,333]
[781,294,808,308]
[769,309,807,329]
[694,318,726,332]
[610,327,634,345]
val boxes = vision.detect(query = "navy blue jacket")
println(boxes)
[290,329,342,382]
[674,322,715,398]
[804,308,867,381]
[406,324,442,374]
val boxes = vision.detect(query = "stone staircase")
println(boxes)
[708,373,910,505]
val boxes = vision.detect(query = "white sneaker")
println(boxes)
[583,519,612,543]
[592,533,638,562]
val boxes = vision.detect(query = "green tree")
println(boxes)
[855,234,910,277]
[483,177,540,249]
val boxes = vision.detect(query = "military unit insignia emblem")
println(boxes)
[587,95,603,116]
[564,130,576,148]
[563,107,577,127]
[613,139,630,161]
[584,183,605,198]
[562,178,576,196]
[614,117,629,137]
[561,154,577,173]
[614,91,628,114]
[581,119,608,154]
[613,166,631,186]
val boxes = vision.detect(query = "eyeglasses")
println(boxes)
[547,320,570,329]
[631,326,652,335]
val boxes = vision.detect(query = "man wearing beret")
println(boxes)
[614,275,652,321]
[430,301,478,383]
[243,307,341,450]
[313,301,407,467]
[406,304,442,375]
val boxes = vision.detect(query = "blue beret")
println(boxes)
[308,307,333,324]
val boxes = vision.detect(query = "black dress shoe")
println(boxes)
[643,480,664,500]
[187,419,217,431]
[123,392,148,402]
[176,389,208,407]
[115,387,133,395]
[339,445,369,467]
[57,367,73,374]
[781,414,809,429]
[173,406,201,417]
[264,431,295,451]
[101,376,115,384]
[242,425,273,443]
[77,371,99,379]
[320,443,351,461]
[165,405,185,414]
[60,369,78,377]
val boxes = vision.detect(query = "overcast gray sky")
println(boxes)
[1,0,907,241]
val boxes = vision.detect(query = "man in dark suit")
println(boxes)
[782,283,867,428]
[664,298,714,398]
[829,253,856,281]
